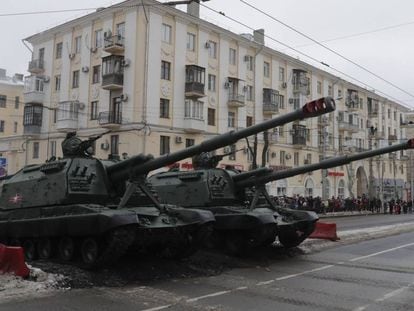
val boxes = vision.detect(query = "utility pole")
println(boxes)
[368,126,377,202]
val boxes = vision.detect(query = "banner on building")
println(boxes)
[0,157,7,177]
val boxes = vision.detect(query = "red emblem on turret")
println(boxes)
[9,194,23,204]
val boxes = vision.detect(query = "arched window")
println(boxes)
[324,178,331,199]
[338,180,345,199]
[305,178,314,197]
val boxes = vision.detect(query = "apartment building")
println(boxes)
[21,0,409,200]
[0,69,24,176]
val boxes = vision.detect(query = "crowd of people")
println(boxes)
[274,195,414,215]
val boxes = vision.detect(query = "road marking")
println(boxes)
[141,305,172,311]
[186,286,247,303]
[349,242,414,262]
[276,264,334,281]
[352,281,414,311]
[256,280,275,286]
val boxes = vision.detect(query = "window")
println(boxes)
[72,70,79,88]
[33,142,40,159]
[55,75,61,91]
[0,95,6,108]
[279,125,284,137]
[110,135,119,155]
[186,138,195,147]
[56,42,63,59]
[388,109,391,119]
[161,61,171,80]
[229,48,236,65]
[246,116,253,127]
[160,136,170,155]
[187,33,195,51]
[208,108,215,126]
[160,98,170,118]
[246,85,254,101]
[263,61,270,78]
[328,85,332,96]
[294,152,299,166]
[162,24,172,43]
[116,22,125,39]
[95,29,103,48]
[228,111,235,128]
[13,122,18,133]
[208,40,217,58]
[185,100,203,119]
[338,89,342,98]
[393,111,397,121]
[53,108,57,123]
[280,150,286,165]
[24,104,43,126]
[0,120,4,132]
[279,67,285,81]
[92,65,101,84]
[279,95,285,109]
[208,74,216,92]
[49,141,57,157]
[317,81,322,94]
[90,101,98,120]
[229,144,236,160]
[74,36,82,54]
[246,55,254,71]
[15,96,19,109]
[338,180,345,199]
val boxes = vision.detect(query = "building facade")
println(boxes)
[0,68,25,176]
[21,0,409,200]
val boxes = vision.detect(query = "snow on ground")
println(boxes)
[0,266,67,303]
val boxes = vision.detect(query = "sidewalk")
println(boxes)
[319,210,378,218]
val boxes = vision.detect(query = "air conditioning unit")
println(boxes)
[271,152,277,158]
[104,30,112,38]
[285,153,292,160]
[281,82,287,89]
[121,59,130,67]
[120,93,128,102]
[224,82,230,89]
[43,76,50,83]
[204,42,211,49]
[175,136,183,144]
[90,47,97,53]
[69,53,75,60]
[100,142,109,150]
[81,66,89,73]
[223,146,231,153]
[242,85,248,92]
[77,102,85,110]
[288,98,294,104]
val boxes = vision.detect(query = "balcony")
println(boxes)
[388,134,398,142]
[28,59,44,74]
[98,111,122,128]
[368,108,379,118]
[291,124,307,147]
[183,117,205,133]
[400,120,414,128]
[338,121,359,133]
[338,111,359,133]
[228,93,245,108]
[263,88,279,115]
[185,65,205,98]
[317,116,329,126]
[103,35,125,55]
[345,100,360,111]
[56,101,79,132]
[23,103,43,135]
[102,55,124,90]
[292,69,310,95]
[24,76,45,103]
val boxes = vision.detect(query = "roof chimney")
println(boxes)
[187,1,200,18]
[253,29,265,45]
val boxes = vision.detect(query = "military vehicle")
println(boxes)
[150,128,413,253]
[0,96,335,268]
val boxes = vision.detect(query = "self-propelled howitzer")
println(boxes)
[0,97,334,266]
[232,139,414,247]
[149,97,335,255]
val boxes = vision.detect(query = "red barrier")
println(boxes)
[0,244,30,278]
[309,222,340,241]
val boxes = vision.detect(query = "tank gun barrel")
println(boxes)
[236,139,414,188]
[106,97,335,184]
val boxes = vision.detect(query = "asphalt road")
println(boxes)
[1,215,414,311]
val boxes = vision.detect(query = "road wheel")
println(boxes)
[38,238,53,259]
[23,239,37,261]
[58,237,75,262]
[81,237,99,268]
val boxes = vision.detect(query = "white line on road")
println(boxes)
[256,280,275,286]
[186,286,247,303]
[349,242,414,262]
[141,305,172,311]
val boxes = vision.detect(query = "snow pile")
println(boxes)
[0,266,67,302]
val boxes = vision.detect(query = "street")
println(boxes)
[1,214,414,311]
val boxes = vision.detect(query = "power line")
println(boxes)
[238,0,414,102]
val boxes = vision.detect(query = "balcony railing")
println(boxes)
[98,111,122,128]
[388,134,398,141]
[368,109,379,118]
[28,59,44,74]
[183,117,205,133]
[345,100,360,111]
[338,121,359,132]
[185,82,205,98]
[103,35,125,54]
[23,103,43,135]
[228,93,245,107]
[263,103,279,115]
[102,73,124,90]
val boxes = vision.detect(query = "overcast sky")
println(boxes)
[1,0,414,108]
